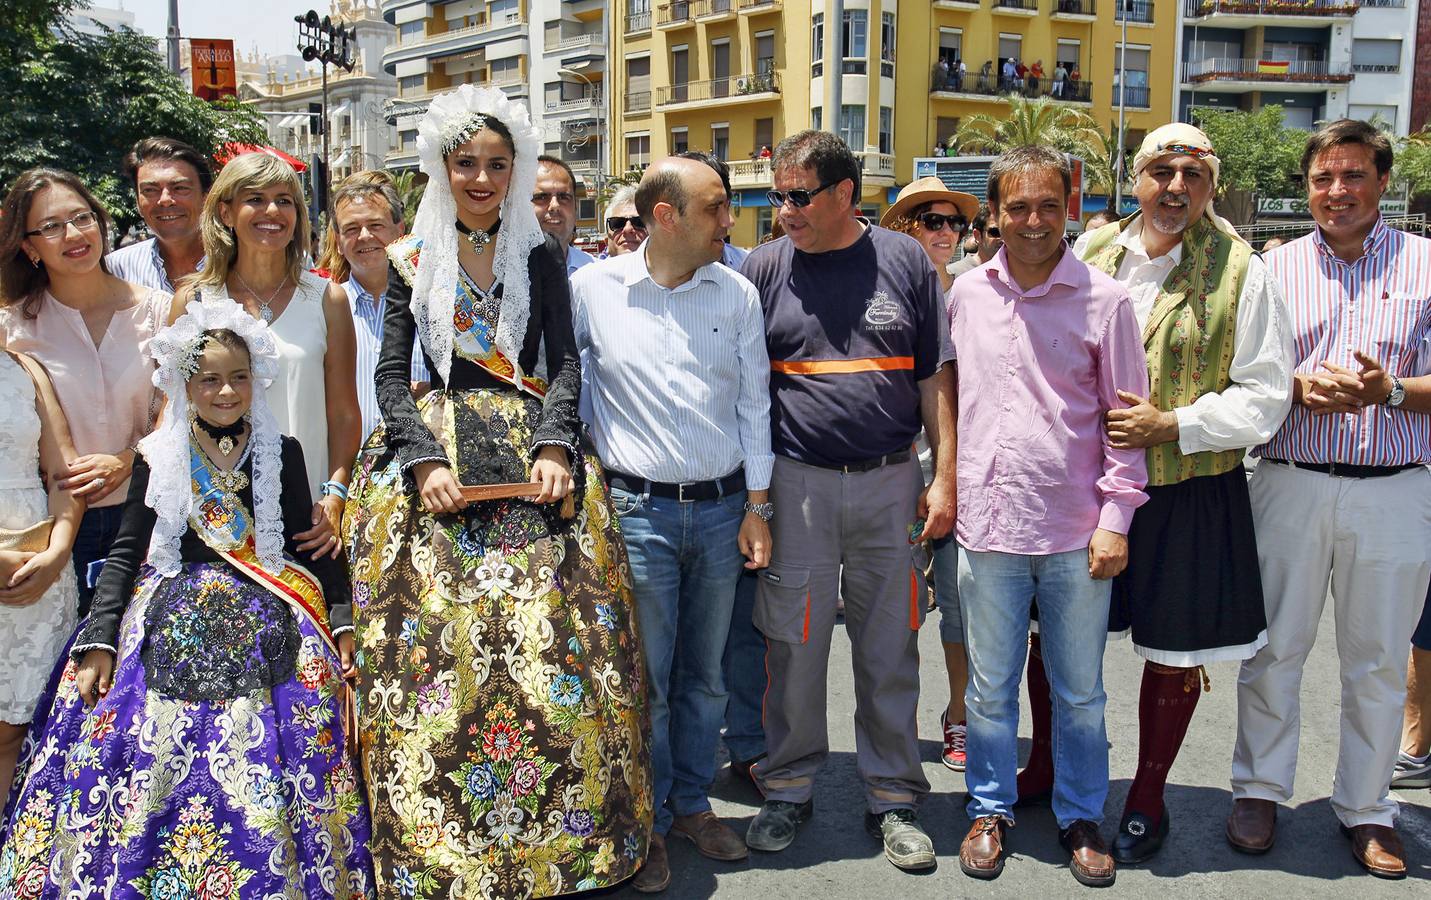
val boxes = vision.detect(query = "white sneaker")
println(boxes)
[1391,751,1431,789]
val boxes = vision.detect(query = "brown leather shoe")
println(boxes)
[632,834,670,893]
[1225,798,1277,854]
[1059,820,1116,887]
[959,815,1009,880]
[1341,824,1407,879]
[671,810,749,861]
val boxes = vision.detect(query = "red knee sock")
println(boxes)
[1123,662,1205,826]
[1017,634,1054,800]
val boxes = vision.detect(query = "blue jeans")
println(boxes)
[71,504,127,618]
[959,545,1112,827]
[931,535,963,645]
[722,570,766,762]
[610,484,747,834]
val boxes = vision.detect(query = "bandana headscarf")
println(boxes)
[1132,123,1248,246]
[143,299,284,576]
[408,84,545,384]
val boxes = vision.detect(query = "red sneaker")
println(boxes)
[941,711,967,772]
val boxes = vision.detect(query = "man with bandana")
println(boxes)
[1019,123,1292,864]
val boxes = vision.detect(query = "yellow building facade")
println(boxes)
[609,1,1179,245]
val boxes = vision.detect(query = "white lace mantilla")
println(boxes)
[142,299,285,575]
[409,84,545,384]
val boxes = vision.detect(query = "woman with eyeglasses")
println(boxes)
[0,168,169,618]
[880,177,980,775]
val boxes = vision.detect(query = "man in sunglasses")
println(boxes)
[571,156,773,893]
[604,185,647,257]
[1037,123,1291,866]
[949,204,1000,281]
[532,155,594,274]
[736,130,955,872]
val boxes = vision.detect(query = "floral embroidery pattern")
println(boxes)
[131,796,255,900]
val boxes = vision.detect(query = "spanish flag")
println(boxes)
[1256,60,1290,75]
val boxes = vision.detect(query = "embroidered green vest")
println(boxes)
[1080,216,1253,487]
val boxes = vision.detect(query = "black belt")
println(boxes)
[1263,458,1420,479]
[804,449,912,474]
[605,468,745,502]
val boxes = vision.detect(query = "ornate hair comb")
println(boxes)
[440,113,488,156]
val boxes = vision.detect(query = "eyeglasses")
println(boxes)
[606,215,646,232]
[1157,143,1214,160]
[25,211,99,239]
[765,181,839,209]
[916,212,969,234]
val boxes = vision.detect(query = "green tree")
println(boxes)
[953,94,1105,162]
[1393,129,1431,204]
[0,0,266,232]
[388,169,426,230]
[1190,105,1305,226]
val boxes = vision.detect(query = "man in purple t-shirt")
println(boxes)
[736,130,957,872]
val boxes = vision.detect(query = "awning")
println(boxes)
[278,113,306,128]
[215,142,307,173]
[329,100,351,119]
[332,149,351,168]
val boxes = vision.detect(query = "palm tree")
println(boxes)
[952,94,1105,162]
[1081,122,1127,199]
[388,169,426,230]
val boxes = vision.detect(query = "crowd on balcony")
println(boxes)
[934,55,1084,100]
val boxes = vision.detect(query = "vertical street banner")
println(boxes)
[191,38,238,102]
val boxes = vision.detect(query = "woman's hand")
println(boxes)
[338,632,357,679]
[414,461,467,515]
[295,496,345,560]
[0,549,68,607]
[531,446,574,504]
[75,648,115,707]
[60,452,131,503]
[294,498,343,560]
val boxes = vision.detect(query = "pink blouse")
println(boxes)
[0,288,168,508]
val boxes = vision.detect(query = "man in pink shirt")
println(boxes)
[950,146,1149,887]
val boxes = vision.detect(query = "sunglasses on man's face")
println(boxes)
[606,215,646,232]
[916,212,968,234]
[765,181,838,209]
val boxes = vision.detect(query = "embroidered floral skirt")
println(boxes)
[343,388,652,900]
[0,563,375,900]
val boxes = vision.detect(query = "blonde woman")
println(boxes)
[169,153,360,558]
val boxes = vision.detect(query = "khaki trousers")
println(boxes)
[1233,461,1431,827]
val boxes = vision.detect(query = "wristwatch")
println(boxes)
[1386,375,1405,408]
[744,500,775,522]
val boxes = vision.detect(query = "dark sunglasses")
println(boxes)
[606,215,646,232]
[766,181,838,209]
[916,212,968,234]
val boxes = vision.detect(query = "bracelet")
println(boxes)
[320,480,349,500]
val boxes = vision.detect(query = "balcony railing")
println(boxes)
[857,152,896,179]
[1185,0,1359,17]
[931,71,1093,103]
[1111,84,1151,108]
[395,15,528,52]
[1052,0,1096,15]
[657,71,780,105]
[1183,57,1353,82]
[695,0,737,16]
[738,0,782,10]
[729,158,774,187]
[993,0,1039,10]
[625,11,652,31]
[546,94,602,114]
[1115,0,1156,21]
[1360,0,1406,6]
[1351,62,1400,73]
[544,32,602,53]
[656,1,696,25]
[624,91,652,114]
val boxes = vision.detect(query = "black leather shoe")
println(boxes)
[1112,810,1170,865]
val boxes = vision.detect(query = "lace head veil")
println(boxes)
[142,299,284,576]
[409,84,545,384]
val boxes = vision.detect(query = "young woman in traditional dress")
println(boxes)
[0,301,374,899]
[342,84,651,899]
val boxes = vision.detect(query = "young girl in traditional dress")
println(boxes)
[0,301,374,899]
[342,84,651,899]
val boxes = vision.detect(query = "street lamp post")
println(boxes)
[1113,0,1130,215]
[559,63,604,228]
[295,9,356,211]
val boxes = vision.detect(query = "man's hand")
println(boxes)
[1087,528,1129,580]
[918,474,957,541]
[76,648,115,707]
[738,513,771,569]
[1304,351,1394,415]
[1106,391,1179,449]
[295,497,343,560]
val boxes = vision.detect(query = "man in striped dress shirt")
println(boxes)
[329,176,429,441]
[571,156,774,893]
[1229,119,1431,879]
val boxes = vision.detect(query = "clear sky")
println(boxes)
[122,0,321,62]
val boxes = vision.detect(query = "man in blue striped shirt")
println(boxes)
[1230,119,1431,878]
[329,175,429,441]
[571,155,774,893]
[107,137,211,292]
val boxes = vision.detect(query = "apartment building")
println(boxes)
[243,1,397,181]
[1176,0,1419,134]
[529,1,607,240]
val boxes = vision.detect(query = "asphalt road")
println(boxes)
[594,596,1430,899]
